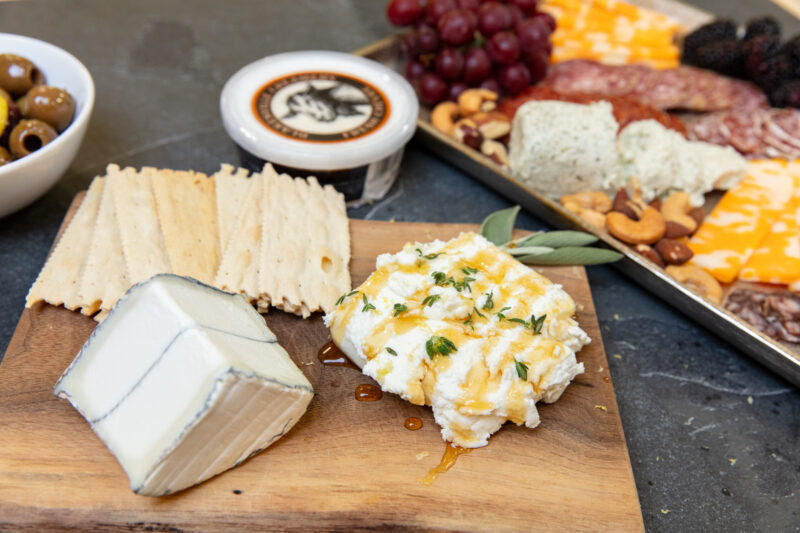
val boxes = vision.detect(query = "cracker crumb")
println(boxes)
[661,509,670,515]
[613,354,622,360]
[594,404,607,411]
[302,362,314,366]
[729,458,736,466]
[598,366,604,372]
[747,396,753,405]
[389,218,395,223]
[416,451,429,460]
[613,313,620,320]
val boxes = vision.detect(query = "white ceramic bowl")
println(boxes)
[0,33,94,218]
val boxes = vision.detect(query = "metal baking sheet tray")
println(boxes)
[354,30,800,388]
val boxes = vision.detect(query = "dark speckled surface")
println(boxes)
[0,1,798,530]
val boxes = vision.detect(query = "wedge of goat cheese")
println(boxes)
[54,274,313,497]
[325,232,589,448]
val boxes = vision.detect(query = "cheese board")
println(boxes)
[353,4,800,389]
[0,193,642,531]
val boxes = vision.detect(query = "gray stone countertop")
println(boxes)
[0,0,798,530]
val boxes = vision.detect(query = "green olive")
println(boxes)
[0,146,11,166]
[18,85,75,132]
[8,118,57,159]
[0,54,45,97]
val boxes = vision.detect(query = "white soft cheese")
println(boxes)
[325,232,589,448]
[54,274,313,497]
[613,120,746,206]
[509,100,619,197]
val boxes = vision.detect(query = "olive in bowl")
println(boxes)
[0,53,45,97]
[0,33,94,218]
[18,85,75,132]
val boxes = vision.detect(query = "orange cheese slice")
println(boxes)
[739,163,800,286]
[689,159,799,284]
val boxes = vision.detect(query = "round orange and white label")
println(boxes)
[252,72,390,143]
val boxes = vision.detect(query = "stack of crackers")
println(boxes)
[26,163,351,320]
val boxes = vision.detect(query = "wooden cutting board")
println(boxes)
[0,195,643,532]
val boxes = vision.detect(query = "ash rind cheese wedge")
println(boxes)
[54,274,314,497]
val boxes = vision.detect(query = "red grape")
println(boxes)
[507,4,524,26]
[463,47,492,84]
[515,17,550,55]
[456,0,481,11]
[508,0,538,16]
[418,73,449,104]
[416,25,440,53]
[436,48,465,79]
[499,62,531,94]
[531,11,557,32]
[405,59,427,81]
[438,9,478,45]
[387,0,425,26]
[449,81,469,101]
[523,50,549,83]
[487,31,520,64]
[402,31,419,56]
[426,0,457,24]
[477,2,511,36]
[479,77,501,94]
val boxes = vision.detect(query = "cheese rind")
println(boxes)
[54,274,313,497]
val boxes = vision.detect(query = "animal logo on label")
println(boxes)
[253,72,390,142]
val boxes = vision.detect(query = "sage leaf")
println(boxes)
[504,245,555,256]
[512,230,599,249]
[480,205,520,245]
[517,247,623,265]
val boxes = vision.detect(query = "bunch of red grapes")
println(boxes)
[386,0,556,104]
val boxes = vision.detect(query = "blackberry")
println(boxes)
[780,34,800,78]
[692,39,743,77]
[682,20,738,64]
[744,16,781,40]
[770,80,800,108]
[742,35,785,89]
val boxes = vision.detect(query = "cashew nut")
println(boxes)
[661,192,698,233]
[666,264,722,305]
[564,201,607,228]
[431,101,461,136]
[606,205,666,244]
[458,88,498,116]
[561,191,612,214]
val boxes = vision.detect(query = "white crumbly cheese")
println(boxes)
[54,274,313,497]
[613,120,746,206]
[509,103,746,204]
[509,100,619,197]
[325,232,589,448]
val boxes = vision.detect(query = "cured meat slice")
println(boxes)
[542,60,768,112]
[499,86,687,136]
[685,108,800,160]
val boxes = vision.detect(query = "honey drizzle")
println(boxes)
[422,442,472,485]
[354,383,382,401]
[317,341,359,370]
[404,417,423,430]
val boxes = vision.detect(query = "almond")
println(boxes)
[655,239,693,265]
[664,221,692,239]
[635,244,665,268]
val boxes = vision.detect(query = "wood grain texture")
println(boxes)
[0,195,643,532]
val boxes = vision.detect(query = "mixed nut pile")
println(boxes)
[559,181,723,304]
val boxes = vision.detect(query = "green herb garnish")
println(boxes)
[461,266,479,275]
[432,271,448,285]
[425,336,457,360]
[495,306,511,321]
[335,290,358,306]
[416,248,443,260]
[386,347,397,356]
[393,303,408,316]
[421,294,441,307]
[531,313,546,335]
[515,358,529,380]
[361,293,376,312]
[483,291,494,310]
[473,306,486,319]
[508,317,530,327]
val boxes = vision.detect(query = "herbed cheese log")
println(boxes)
[54,274,313,497]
